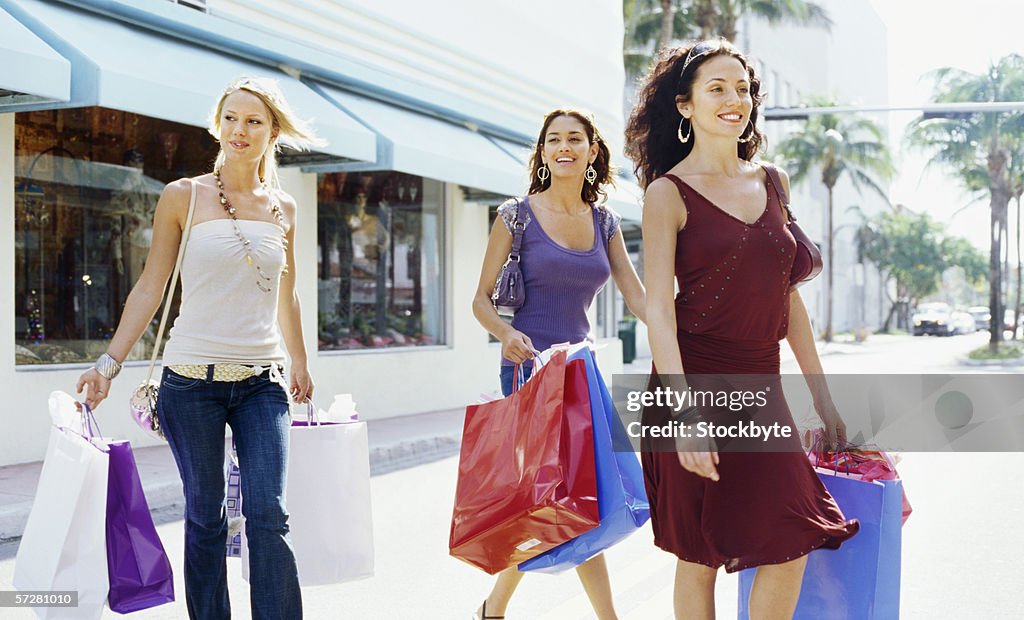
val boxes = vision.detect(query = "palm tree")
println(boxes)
[691,0,832,42]
[623,0,831,80]
[1009,144,1024,340]
[777,98,894,342]
[623,0,693,79]
[907,54,1024,352]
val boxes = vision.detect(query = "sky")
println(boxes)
[868,0,1024,254]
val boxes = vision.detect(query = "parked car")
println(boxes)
[913,302,955,336]
[968,306,991,331]
[1005,309,1021,334]
[950,311,975,334]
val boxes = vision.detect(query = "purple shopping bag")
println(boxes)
[106,440,174,613]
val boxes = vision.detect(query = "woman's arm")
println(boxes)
[775,167,846,447]
[76,179,192,409]
[276,192,313,403]
[471,217,535,364]
[642,178,686,376]
[786,289,846,447]
[608,230,646,323]
[642,178,719,480]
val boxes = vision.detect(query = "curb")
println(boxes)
[959,357,1024,367]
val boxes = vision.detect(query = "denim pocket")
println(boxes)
[161,370,204,391]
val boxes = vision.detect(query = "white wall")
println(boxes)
[0,1,629,466]
[744,0,890,333]
[208,0,626,153]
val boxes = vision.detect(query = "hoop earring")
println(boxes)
[585,164,598,185]
[537,164,550,182]
[677,117,692,144]
[737,123,754,144]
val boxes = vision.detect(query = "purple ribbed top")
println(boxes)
[498,196,621,366]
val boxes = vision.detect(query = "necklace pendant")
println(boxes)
[246,255,253,265]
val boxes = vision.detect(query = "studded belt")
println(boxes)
[167,363,284,383]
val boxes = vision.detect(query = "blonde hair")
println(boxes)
[208,76,325,188]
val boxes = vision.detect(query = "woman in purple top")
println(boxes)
[471,109,646,619]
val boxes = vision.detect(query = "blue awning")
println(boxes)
[0,6,70,105]
[5,0,375,163]
[314,85,527,196]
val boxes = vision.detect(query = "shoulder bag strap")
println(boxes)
[762,164,794,222]
[145,179,198,383]
[508,197,526,261]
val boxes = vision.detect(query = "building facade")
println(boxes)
[0,0,635,466]
[741,0,892,336]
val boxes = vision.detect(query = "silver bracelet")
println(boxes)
[94,353,123,380]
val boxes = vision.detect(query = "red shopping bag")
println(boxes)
[449,350,599,574]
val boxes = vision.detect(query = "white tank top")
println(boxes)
[161,219,286,366]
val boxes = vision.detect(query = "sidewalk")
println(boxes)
[0,336,875,544]
[0,407,467,543]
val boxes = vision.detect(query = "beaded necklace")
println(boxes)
[214,169,289,293]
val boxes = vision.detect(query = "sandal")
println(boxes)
[474,601,505,619]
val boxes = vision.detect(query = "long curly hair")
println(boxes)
[527,109,616,204]
[625,40,765,189]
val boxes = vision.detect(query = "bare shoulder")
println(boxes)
[156,178,195,219]
[162,178,193,201]
[272,189,299,231]
[643,176,687,228]
[757,161,791,189]
[643,176,687,212]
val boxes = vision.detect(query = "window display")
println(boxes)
[14,108,217,365]
[317,171,444,350]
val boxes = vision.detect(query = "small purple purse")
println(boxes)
[763,165,823,288]
[491,198,527,316]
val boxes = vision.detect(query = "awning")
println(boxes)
[0,6,70,105]
[315,85,527,196]
[5,0,375,163]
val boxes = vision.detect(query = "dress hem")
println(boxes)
[652,518,860,574]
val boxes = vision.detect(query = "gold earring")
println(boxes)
[737,122,754,144]
[677,117,692,144]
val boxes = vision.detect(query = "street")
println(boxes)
[1,332,1022,619]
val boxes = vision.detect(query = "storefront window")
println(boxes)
[317,172,445,350]
[14,107,217,365]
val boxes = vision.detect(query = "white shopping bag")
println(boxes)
[242,412,374,585]
[14,392,110,619]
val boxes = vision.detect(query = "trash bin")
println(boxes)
[618,320,637,364]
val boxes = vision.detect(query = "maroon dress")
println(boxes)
[640,167,859,572]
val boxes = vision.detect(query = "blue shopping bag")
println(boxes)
[518,347,650,573]
[737,473,902,619]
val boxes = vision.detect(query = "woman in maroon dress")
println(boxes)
[624,40,859,618]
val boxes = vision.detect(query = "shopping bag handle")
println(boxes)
[305,401,321,426]
[512,349,544,394]
[78,401,103,439]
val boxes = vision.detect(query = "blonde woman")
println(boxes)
[77,77,322,620]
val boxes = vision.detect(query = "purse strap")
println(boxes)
[762,164,795,223]
[145,179,198,383]
[507,197,526,261]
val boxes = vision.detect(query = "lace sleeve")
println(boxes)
[597,204,622,243]
[496,197,530,233]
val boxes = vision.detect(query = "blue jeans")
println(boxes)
[499,363,533,397]
[157,367,301,620]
